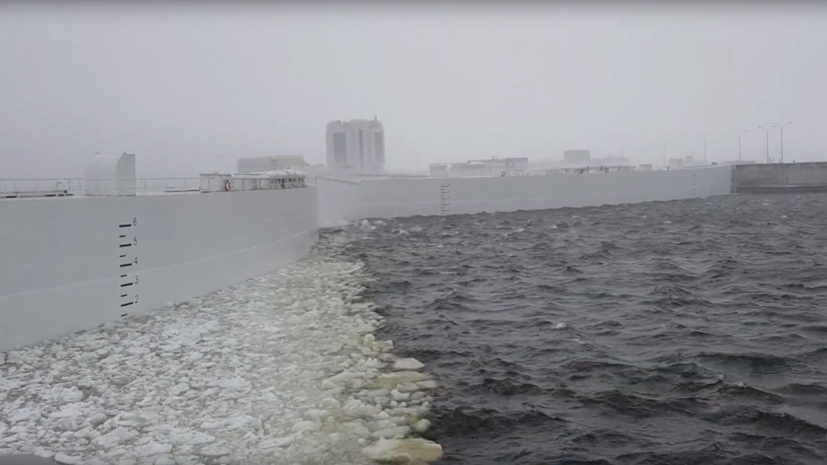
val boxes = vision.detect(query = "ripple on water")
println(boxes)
[329,193,827,465]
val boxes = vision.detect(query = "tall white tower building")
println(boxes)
[326,118,385,175]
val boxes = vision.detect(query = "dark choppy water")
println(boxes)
[327,194,827,465]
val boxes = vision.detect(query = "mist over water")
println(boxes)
[2,4,827,176]
[329,194,827,464]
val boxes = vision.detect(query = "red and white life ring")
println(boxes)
[223,180,231,192]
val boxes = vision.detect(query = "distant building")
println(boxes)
[82,153,136,197]
[429,164,451,177]
[326,118,385,175]
[667,155,712,170]
[564,149,591,163]
[529,149,630,171]
[719,160,757,166]
[429,162,487,178]
[429,157,528,177]
[468,157,528,174]
[237,155,308,174]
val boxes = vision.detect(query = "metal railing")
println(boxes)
[0,176,308,199]
[0,178,202,198]
[309,174,363,185]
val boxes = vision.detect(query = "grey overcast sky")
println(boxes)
[1,2,826,177]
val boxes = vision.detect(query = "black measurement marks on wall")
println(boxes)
[439,183,451,215]
[117,217,139,316]
[691,172,697,196]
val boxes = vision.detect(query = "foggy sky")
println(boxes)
[1,2,826,178]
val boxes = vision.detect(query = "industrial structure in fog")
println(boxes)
[429,157,529,177]
[326,118,385,175]
[428,149,634,178]
[237,155,308,174]
[563,149,591,163]
[528,149,631,172]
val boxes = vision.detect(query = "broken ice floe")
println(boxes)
[0,246,441,464]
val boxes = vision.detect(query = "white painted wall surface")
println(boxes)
[1,167,732,350]
[0,188,318,351]
[319,166,732,223]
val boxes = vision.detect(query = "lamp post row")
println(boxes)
[637,122,792,166]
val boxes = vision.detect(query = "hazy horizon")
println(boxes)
[1,2,826,178]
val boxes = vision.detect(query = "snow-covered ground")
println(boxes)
[0,244,440,464]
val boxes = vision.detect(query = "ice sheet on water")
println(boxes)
[0,245,441,464]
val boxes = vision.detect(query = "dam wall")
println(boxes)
[732,162,827,193]
[0,188,318,351]
[319,165,733,223]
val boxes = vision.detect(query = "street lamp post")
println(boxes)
[772,121,793,163]
[732,130,748,162]
[696,134,710,163]
[737,132,742,161]
[661,140,666,167]
[758,126,772,163]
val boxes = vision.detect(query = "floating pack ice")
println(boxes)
[362,438,444,463]
[0,242,442,464]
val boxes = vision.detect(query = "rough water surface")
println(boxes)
[331,193,827,465]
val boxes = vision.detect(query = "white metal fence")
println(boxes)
[0,177,308,199]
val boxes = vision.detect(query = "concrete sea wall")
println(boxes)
[732,162,827,193]
[1,166,736,350]
[0,188,318,351]
[319,165,733,223]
